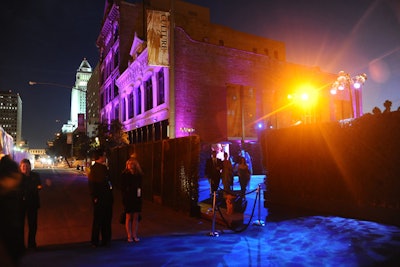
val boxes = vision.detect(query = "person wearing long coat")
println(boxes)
[221,152,233,192]
[205,150,223,194]
[19,158,42,249]
[237,156,251,197]
[88,149,113,247]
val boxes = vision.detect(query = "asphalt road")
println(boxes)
[34,168,122,246]
[29,167,211,247]
[16,167,400,267]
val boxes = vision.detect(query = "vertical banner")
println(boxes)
[226,85,257,139]
[242,86,256,138]
[226,85,241,138]
[147,9,170,67]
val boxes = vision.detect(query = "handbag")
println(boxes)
[119,212,126,224]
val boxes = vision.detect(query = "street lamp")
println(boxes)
[28,81,73,89]
[330,71,367,119]
[29,81,89,166]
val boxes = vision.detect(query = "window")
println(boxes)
[113,81,119,98]
[144,79,153,111]
[136,88,142,115]
[122,98,126,121]
[128,92,134,119]
[115,104,119,120]
[107,86,111,104]
[114,49,119,69]
[157,70,165,105]
[113,25,119,42]
[100,93,105,108]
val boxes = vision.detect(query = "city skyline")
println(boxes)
[1,0,399,148]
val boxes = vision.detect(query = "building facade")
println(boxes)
[0,90,22,145]
[93,0,352,173]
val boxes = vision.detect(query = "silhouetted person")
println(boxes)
[205,150,222,194]
[237,156,251,197]
[19,158,42,249]
[221,152,233,192]
[121,158,143,243]
[88,149,113,247]
[239,149,253,175]
[221,152,234,214]
[0,155,24,266]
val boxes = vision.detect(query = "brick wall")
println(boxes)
[174,27,276,144]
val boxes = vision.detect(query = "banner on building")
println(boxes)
[226,85,242,138]
[226,84,257,139]
[147,9,170,67]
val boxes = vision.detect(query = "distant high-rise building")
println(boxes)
[86,63,100,138]
[62,58,92,133]
[0,90,22,145]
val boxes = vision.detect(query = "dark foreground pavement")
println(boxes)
[19,206,400,266]
[20,169,400,267]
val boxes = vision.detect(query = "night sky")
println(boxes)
[1,0,399,148]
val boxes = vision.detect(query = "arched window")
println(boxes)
[128,92,134,119]
[157,69,165,105]
[144,79,153,111]
[136,87,142,115]
[122,98,126,121]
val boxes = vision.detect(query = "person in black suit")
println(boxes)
[88,149,113,247]
[19,158,42,249]
[205,150,223,194]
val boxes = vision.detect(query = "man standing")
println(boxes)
[20,158,42,249]
[205,150,223,194]
[0,155,25,266]
[88,149,113,247]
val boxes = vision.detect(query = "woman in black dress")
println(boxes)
[121,158,142,243]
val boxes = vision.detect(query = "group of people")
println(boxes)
[87,149,143,247]
[90,147,252,245]
[0,148,144,265]
[0,155,42,266]
[1,146,250,262]
[85,147,253,246]
[205,150,252,198]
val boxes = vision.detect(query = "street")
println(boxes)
[34,168,125,246]
[29,167,213,248]
[16,167,400,266]
[33,167,266,246]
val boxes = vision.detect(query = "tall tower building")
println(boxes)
[62,58,92,133]
[86,63,100,138]
[0,90,22,145]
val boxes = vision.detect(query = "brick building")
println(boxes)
[95,0,346,173]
